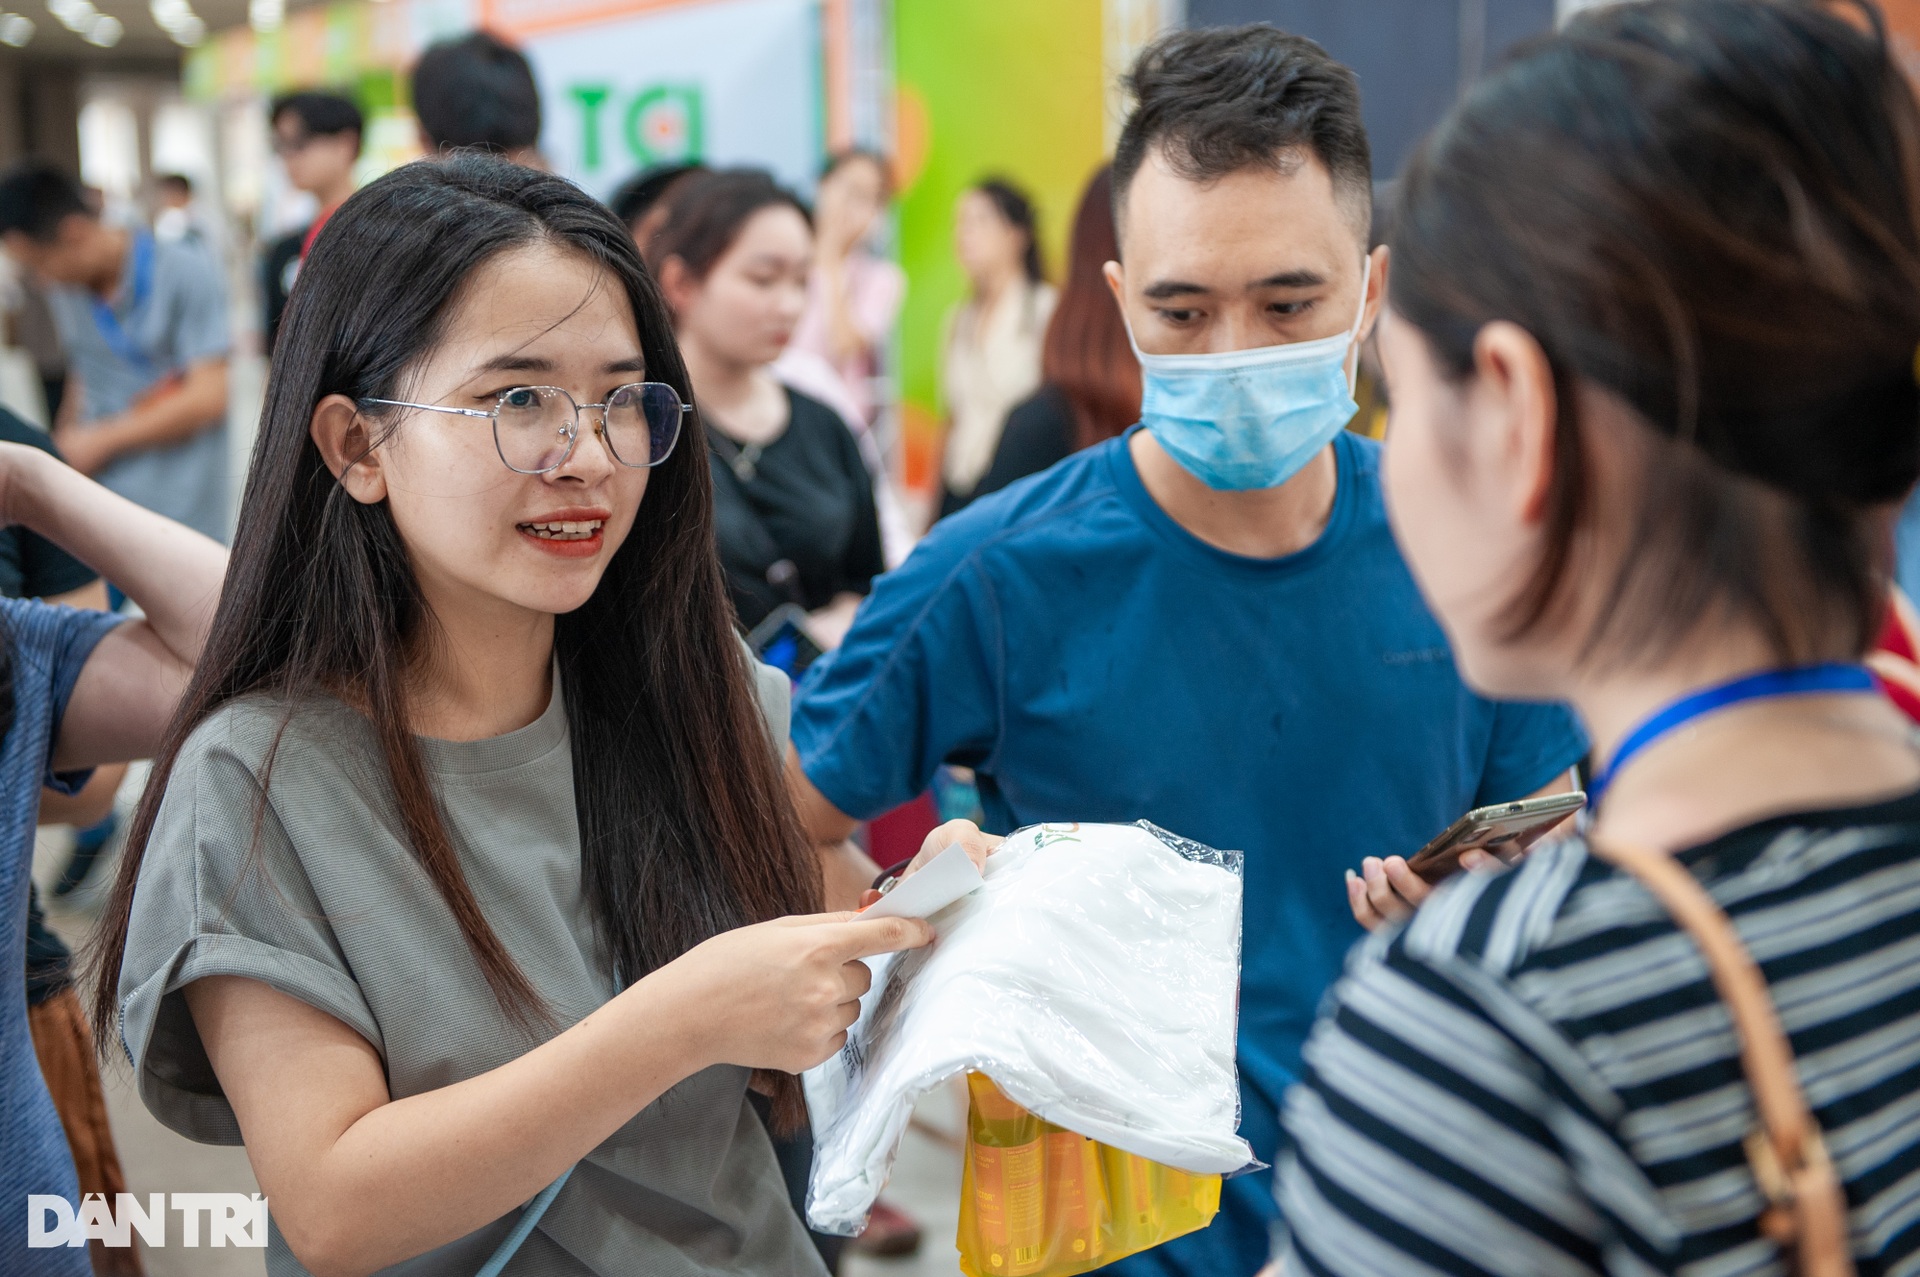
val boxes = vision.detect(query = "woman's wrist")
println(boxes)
[613,958,722,1080]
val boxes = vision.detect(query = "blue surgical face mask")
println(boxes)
[1129,258,1372,491]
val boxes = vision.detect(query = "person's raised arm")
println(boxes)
[0,443,227,768]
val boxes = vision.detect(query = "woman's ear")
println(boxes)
[657,255,695,320]
[1470,320,1558,526]
[309,393,388,505]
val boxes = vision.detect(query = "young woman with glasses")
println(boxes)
[89,157,951,1277]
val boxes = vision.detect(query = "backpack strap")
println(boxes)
[1589,842,1852,1277]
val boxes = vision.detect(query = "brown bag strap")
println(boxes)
[1588,842,1852,1277]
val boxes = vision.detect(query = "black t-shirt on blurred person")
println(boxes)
[708,388,885,632]
[970,383,1078,505]
[0,409,99,601]
[261,227,305,351]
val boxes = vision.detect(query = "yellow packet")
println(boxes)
[957,1073,1221,1277]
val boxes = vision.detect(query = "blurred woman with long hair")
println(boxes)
[968,166,1140,503]
[938,176,1055,516]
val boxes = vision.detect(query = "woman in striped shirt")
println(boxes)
[1278,2,1920,1274]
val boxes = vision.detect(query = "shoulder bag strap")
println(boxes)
[1589,842,1852,1277]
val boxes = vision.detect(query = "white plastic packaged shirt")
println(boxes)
[804,820,1256,1236]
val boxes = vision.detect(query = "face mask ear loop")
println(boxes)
[1122,309,1151,366]
[1342,255,1374,397]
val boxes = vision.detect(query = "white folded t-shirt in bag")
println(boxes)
[804,820,1256,1236]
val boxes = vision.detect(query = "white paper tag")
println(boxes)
[860,843,985,922]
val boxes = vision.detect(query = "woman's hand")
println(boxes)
[1347,849,1501,931]
[657,912,932,1074]
[858,818,1004,909]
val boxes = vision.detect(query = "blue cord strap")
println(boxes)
[475,1165,574,1277]
[89,230,156,374]
[1588,663,1878,808]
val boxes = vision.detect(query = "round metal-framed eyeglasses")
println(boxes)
[360,383,690,475]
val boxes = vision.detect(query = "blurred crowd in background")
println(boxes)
[0,0,1661,563]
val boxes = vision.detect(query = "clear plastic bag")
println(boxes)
[804,821,1255,1245]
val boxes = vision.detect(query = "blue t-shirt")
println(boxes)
[793,429,1588,1277]
[0,597,123,1272]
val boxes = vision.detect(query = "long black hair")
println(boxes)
[88,156,821,1120]
[975,177,1044,284]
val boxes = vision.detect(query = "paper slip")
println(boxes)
[860,843,985,922]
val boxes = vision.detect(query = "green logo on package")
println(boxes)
[1032,822,1082,849]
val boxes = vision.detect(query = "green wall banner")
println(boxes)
[891,0,1107,487]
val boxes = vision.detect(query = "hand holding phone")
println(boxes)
[1404,791,1587,884]
[1347,854,1435,931]
[1349,791,1586,931]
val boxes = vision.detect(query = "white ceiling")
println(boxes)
[2,0,325,63]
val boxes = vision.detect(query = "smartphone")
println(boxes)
[1405,790,1587,884]
[747,603,826,681]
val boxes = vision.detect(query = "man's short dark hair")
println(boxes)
[157,172,192,197]
[1113,24,1372,233]
[270,91,365,158]
[0,162,90,242]
[412,32,541,154]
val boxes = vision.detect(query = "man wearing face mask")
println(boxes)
[787,25,1588,1277]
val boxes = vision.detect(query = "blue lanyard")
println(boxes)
[1588,662,1879,808]
[474,1164,572,1277]
[89,230,155,373]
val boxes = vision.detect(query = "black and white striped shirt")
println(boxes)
[1278,791,1920,1276]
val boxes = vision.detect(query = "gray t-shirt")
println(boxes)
[46,230,230,540]
[117,665,823,1277]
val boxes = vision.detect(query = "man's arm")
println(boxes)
[788,744,880,912]
[53,356,227,475]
